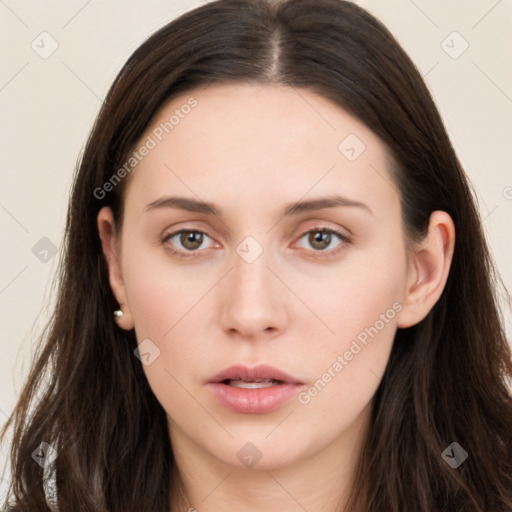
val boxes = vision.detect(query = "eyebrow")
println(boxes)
[144,195,373,217]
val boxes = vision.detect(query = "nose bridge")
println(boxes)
[232,233,276,308]
[219,233,285,337]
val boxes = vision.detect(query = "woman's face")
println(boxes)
[101,83,419,470]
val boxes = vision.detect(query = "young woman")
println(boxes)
[2,0,511,510]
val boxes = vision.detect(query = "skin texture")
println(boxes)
[97,83,455,511]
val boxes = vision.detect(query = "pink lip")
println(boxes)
[208,364,304,384]
[207,364,304,414]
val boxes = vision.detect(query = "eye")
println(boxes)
[161,226,351,259]
[161,229,216,257]
[294,227,350,257]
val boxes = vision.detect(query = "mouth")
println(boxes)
[222,379,282,389]
[209,364,303,386]
[207,364,304,414]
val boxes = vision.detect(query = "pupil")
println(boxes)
[311,231,330,250]
[182,231,202,249]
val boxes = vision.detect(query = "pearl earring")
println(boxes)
[113,308,124,319]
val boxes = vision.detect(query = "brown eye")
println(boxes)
[308,231,332,250]
[295,227,350,257]
[162,229,214,257]
[180,231,204,250]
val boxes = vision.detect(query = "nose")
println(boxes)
[218,241,288,341]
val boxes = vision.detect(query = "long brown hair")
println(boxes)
[2,0,512,510]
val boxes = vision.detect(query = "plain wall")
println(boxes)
[1,0,511,493]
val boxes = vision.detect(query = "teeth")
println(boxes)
[227,379,280,389]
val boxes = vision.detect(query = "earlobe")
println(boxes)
[396,211,455,328]
[97,207,135,330]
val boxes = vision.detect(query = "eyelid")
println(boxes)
[294,222,352,240]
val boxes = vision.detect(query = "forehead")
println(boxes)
[122,83,398,217]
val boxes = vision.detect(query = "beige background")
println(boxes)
[1,0,511,491]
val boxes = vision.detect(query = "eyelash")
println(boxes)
[161,227,351,259]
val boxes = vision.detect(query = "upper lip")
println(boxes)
[208,364,304,384]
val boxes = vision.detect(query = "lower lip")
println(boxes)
[207,382,303,414]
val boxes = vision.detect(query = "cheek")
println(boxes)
[123,271,203,361]
[123,272,206,421]
[121,231,206,338]
[312,236,405,342]
[296,291,398,436]
[119,238,214,411]
[300,243,405,409]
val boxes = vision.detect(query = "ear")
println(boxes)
[97,206,134,330]
[396,210,455,328]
